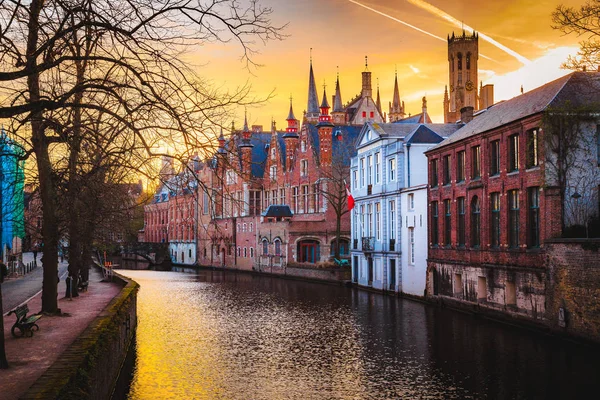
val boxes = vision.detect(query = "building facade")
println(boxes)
[426,71,600,320]
[350,116,461,296]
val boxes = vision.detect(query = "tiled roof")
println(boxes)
[306,124,362,166]
[395,112,432,124]
[406,125,446,144]
[263,205,293,217]
[430,72,600,151]
[366,123,462,141]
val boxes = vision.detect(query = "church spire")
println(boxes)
[392,70,401,112]
[376,78,382,115]
[306,50,319,120]
[333,70,343,112]
[287,95,296,121]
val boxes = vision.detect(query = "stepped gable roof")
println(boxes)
[430,71,600,152]
[263,205,293,218]
[305,124,362,166]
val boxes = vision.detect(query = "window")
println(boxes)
[237,247,241,257]
[389,200,395,240]
[367,204,373,236]
[203,191,209,215]
[457,52,463,70]
[508,189,520,248]
[244,247,247,257]
[466,53,471,70]
[471,196,481,247]
[367,155,373,185]
[362,111,367,118]
[456,151,465,182]
[274,239,281,256]
[301,140,306,152]
[262,239,268,255]
[301,160,308,177]
[527,128,539,168]
[360,205,365,238]
[313,183,319,211]
[297,240,320,263]
[375,202,381,241]
[508,134,519,172]
[271,147,276,160]
[431,159,439,187]
[444,199,451,246]
[528,187,540,248]
[408,193,414,210]
[471,146,481,179]
[249,190,261,216]
[292,187,299,213]
[409,228,415,265]
[490,193,500,247]
[270,165,277,180]
[353,170,358,190]
[431,201,439,245]
[250,248,254,258]
[458,72,462,86]
[389,158,396,181]
[302,185,309,213]
[490,140,500,176]
[375,152,380,184]
[443,155,451,185]
[280,188,285,204]
[271,189,277,205]
[457,197,466,246]
[360,158,365,187]
[189,249,192,258]
[370,111,374,118]
[250,223,253,232]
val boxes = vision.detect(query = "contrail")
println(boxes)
[347,0,496,62]
[407,0,531,65]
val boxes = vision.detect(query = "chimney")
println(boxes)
[460,106,474,123]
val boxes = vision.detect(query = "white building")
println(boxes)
[350,120,461,297]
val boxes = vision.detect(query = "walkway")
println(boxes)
[0,264,122,400]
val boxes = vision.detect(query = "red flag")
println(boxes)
[346,184,355,211]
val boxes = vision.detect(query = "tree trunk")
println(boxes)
[334,209,342,260]
[0,284,8,369]
[28,0,59,314]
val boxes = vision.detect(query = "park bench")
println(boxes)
[334,258,349,267]
[8,303,42,338]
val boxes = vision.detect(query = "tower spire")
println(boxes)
[287,95,296,121]
[333,68,343,112]
[306,50,319,120]
[377,78,382,114]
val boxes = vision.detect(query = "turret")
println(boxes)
[283,97,299,170]
[238,111,254,180]
[361,56,372,98]
[316,85,334,167]
[389,69,404,122]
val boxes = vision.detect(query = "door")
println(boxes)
[389,259,396,290]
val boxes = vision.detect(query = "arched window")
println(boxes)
[250,247,254,258]
[471,196,481,247]
[330,238,350,256]
[274,239,282,256]
[262,239,269,256]
[297,239,320,263]
[457,53,463,70]
[466,52,471,70]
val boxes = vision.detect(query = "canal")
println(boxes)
[121,269,600,399]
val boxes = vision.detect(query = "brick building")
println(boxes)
[426,71,600,321]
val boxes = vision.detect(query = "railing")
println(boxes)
[362,237,375,252]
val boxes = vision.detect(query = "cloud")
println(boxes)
[409,65,420,74]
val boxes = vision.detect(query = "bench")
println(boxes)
[333,258,350,267]
[8,304,42,338]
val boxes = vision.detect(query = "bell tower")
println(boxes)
[445,31,478,123]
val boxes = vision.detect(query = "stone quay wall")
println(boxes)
[21,271,138,400]
[545,239,600,344]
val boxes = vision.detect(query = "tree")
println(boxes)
[552,1,600,71]
[0,0,284,313]
[543,100,600,235]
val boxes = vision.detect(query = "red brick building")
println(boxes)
[426,72,600,321]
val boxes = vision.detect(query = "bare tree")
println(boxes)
[0,0,285,314]
[552,1,600,71]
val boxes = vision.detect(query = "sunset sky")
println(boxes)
[196,0,587,128]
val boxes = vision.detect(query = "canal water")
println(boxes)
[121,270,600,399]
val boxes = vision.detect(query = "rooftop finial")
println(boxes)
[365,55,368,70]
[337,66,339,80]
[310,47,312,64]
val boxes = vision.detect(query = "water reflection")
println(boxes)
[123,270,600,399]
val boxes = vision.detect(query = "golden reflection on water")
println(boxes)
[122,270,470,400]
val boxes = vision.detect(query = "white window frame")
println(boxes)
[375,152,380,184]
[389,158,396,182]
